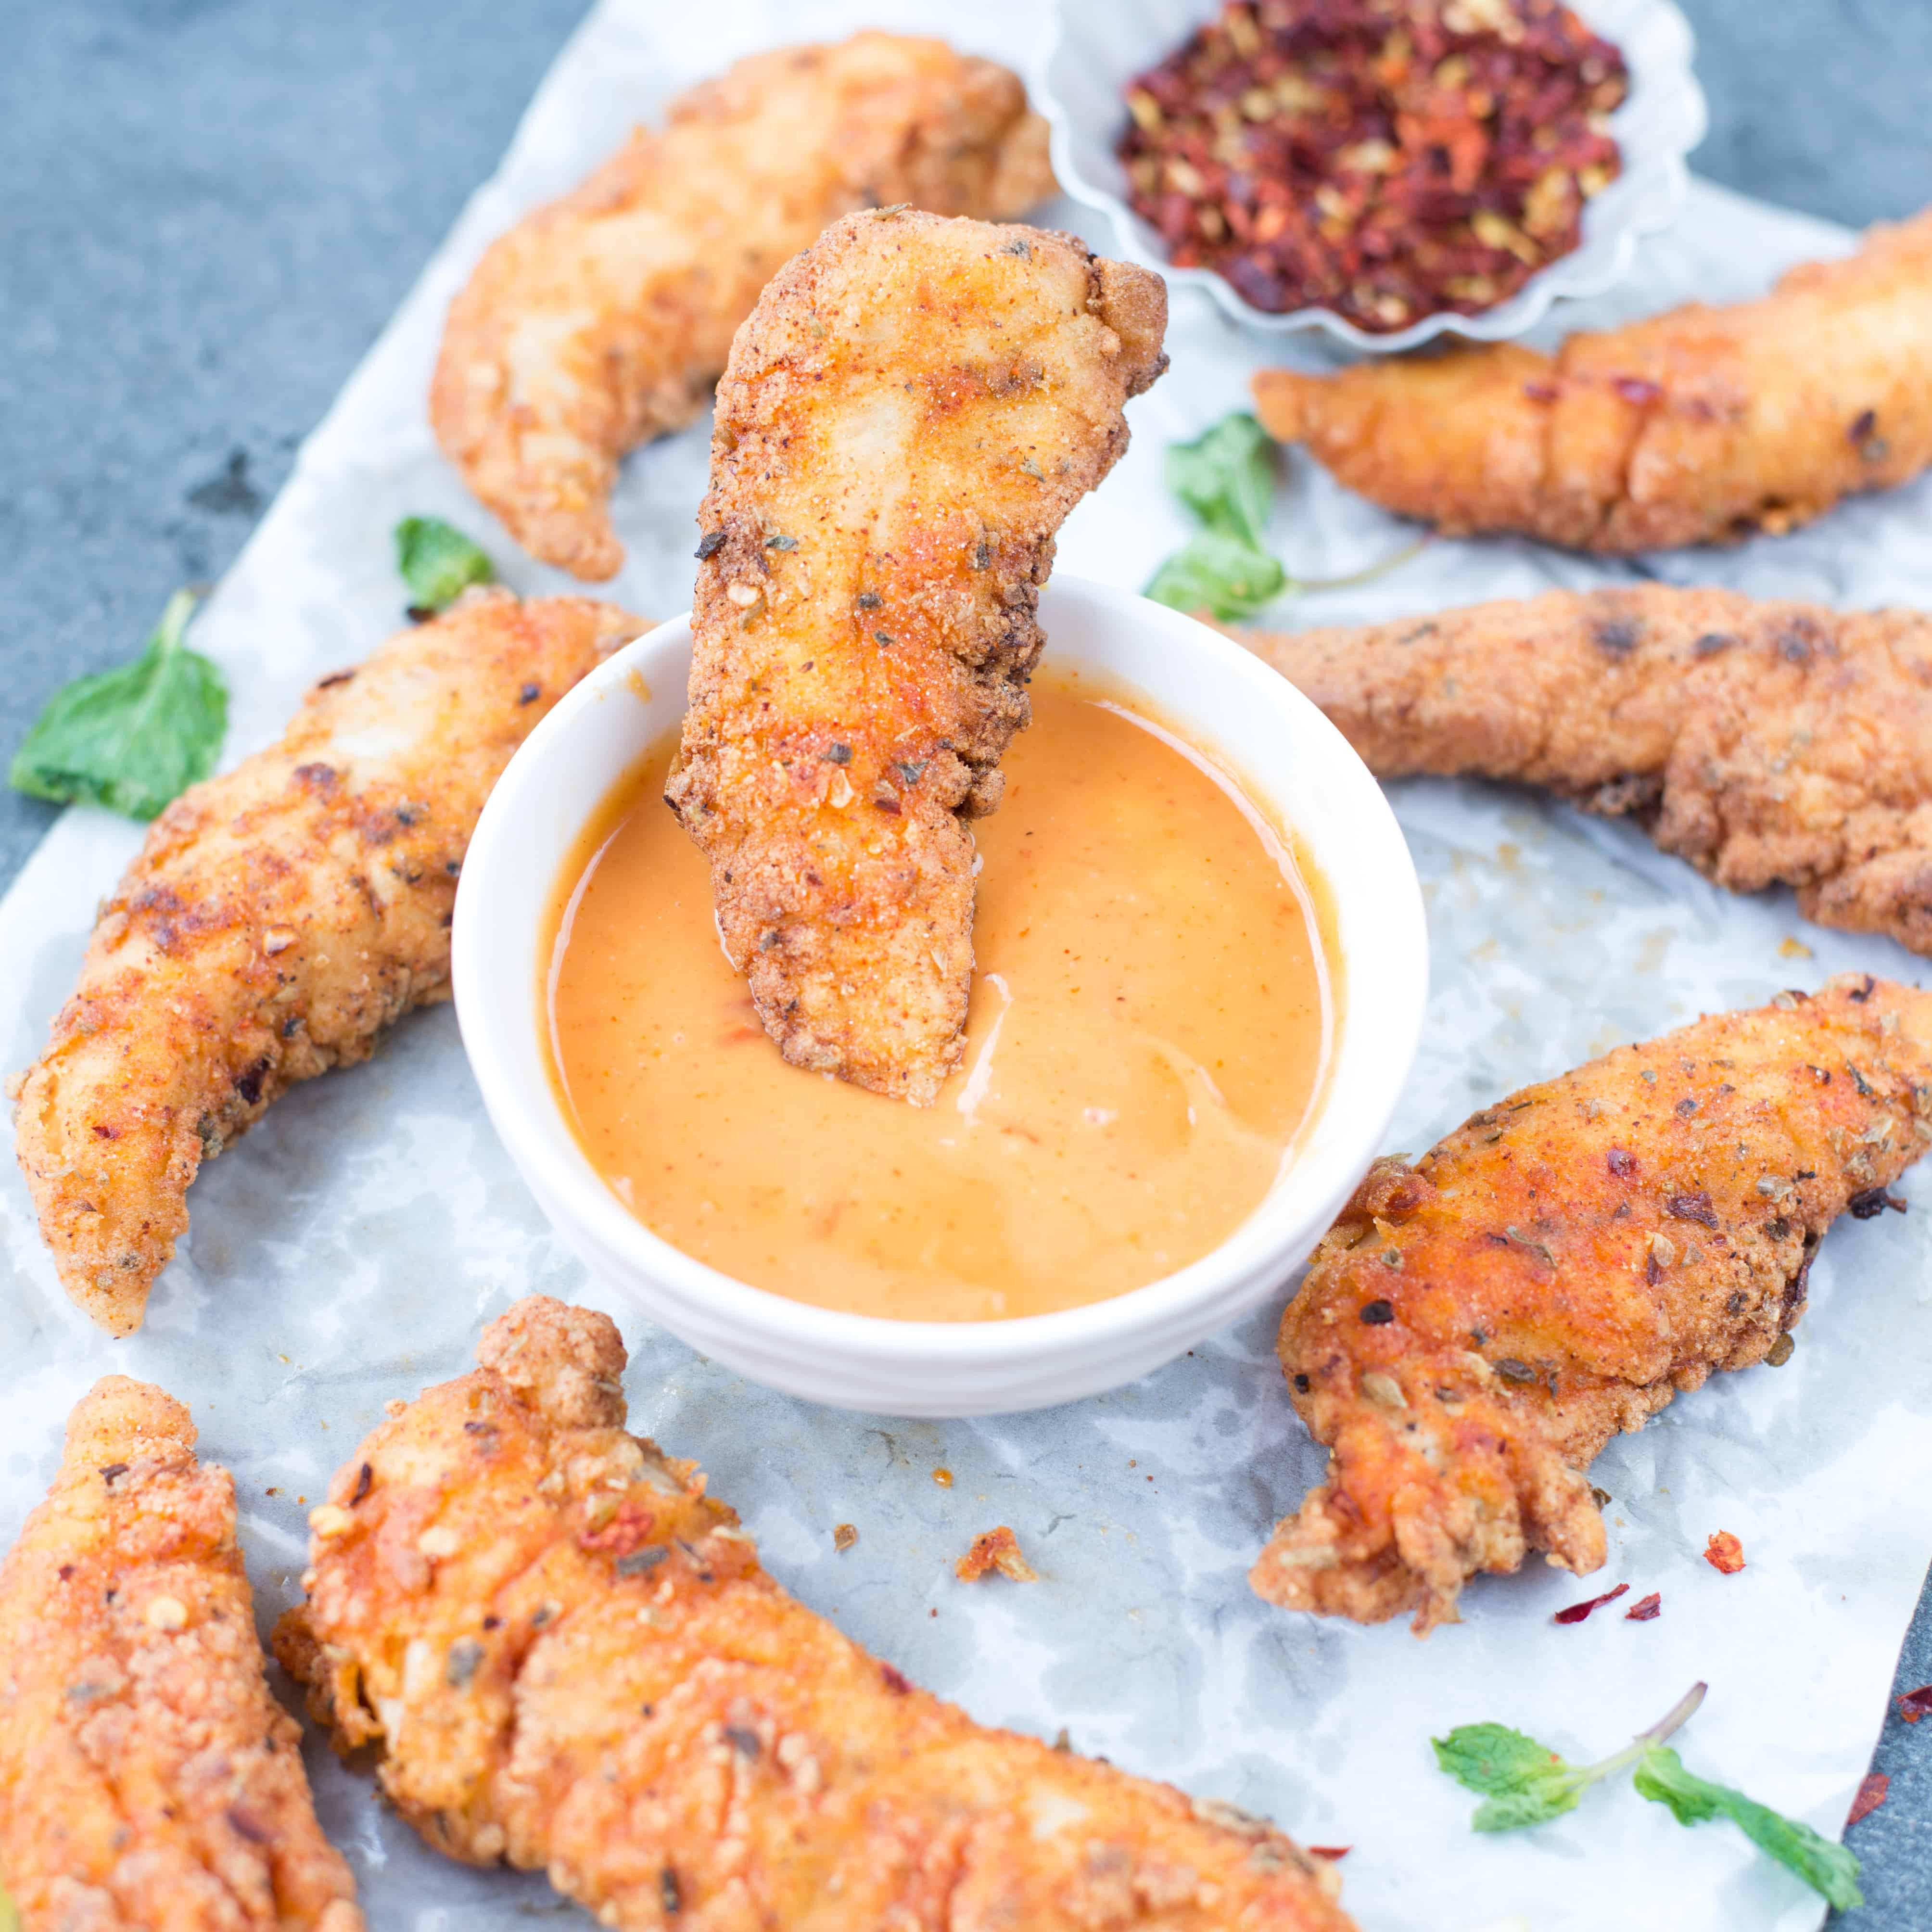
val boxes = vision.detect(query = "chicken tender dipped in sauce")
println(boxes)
[667,208,1168,1104]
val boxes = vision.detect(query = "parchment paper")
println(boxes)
[6,4,1932,1928]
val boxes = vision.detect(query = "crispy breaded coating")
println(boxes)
[665,208,1168,1104]
[13,591,640,1335]
[1252,206,1932,552]
[1239,586,1932,956]
[1252,976,1932,1635]
[275,1296,1354,1931]
[431,32,1055,580]
[0,1378,361,1931]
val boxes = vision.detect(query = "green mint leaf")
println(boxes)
[395,515,495,612]
[1435,1723,1572,1796]
[1144,532,1286,622]
[9,590,228,821]
[1166,412,1275,548]
[1631,1746,1724,1826]
[1435,1723,1585,1832]
[1635,1747,1862,1911]
[1471,1781,1587,1833]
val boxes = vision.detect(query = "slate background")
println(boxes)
[2,1,1929,1921]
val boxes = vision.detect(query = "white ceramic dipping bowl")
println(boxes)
[453,576,1426,1417]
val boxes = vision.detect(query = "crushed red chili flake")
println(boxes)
[1896,1684,1932,1723]
[578,1499,657,1558]
[1848,1772,1889,1827]
[1553,1581,1628,1624]
[1308,1845,1352,1859]
[1624,1590,1662,1621]
[1703,1530,1745,1575]
[1116,0,1627,330]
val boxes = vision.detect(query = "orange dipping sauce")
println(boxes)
[542,674,1335,1322]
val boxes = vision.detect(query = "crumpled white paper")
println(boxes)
[5,4,1932,1929]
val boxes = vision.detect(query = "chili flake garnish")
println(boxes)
[1116,0,1627,330]
[1624,1590,1662,1622]
[1308,1845,1352,1859]
[1703,1530,1745,1575]
[1848,1773,1889,1827]
[1896,1684,1932,1723]
[579,1499,657,1558]
[1553,1581,1627,1624]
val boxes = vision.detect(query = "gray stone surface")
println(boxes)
[0,0,584,878]
[1,0,1928,1921]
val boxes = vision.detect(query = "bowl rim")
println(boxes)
[1030,0,1709,350]
[452,577,1427,1383]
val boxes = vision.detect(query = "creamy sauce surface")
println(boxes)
[544,676,1334,1321]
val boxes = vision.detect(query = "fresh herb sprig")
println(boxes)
[1167,410,1275,548]
[395,515,495,616]
[1435,1683,1861,1910]
[9,589,228,820]
[1146,531,1286,623]
[1144,411,1426,622]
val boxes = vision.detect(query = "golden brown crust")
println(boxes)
[12,591,641,1335]
[1253,206,1932,552]
[665,208,1168,1105]
[1239,585,1932,956]
[276,1296,1353,1931]
[0,1379,362,1931]
[1252,976,1932,1634]
[431,31,1056,579]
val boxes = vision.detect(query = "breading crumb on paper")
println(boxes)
[956,1525,1038,1582]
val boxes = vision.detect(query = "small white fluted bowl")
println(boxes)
[452,578,1426,1416]
[1033,0,1706,351]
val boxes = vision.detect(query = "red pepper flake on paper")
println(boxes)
[1896,1684,1932,1723]
[1703,1531,1746,1575]
[1624,1591,1662,1622]
[1116,0,1627,330]
[1848,1773,1889,1827]
[1308,1845,1351,1860]
[1553,1582,1628,1624]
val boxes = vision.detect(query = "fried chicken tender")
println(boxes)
[665,209,1168,1104]
[431,32,1055,580]
[1252,206,1932,552]
[13,591,640,1335]
[0,1378,361,1931]
[1252,975,1932,1635]
[1239,585,1932,956]
[275,1296,1354,1932]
